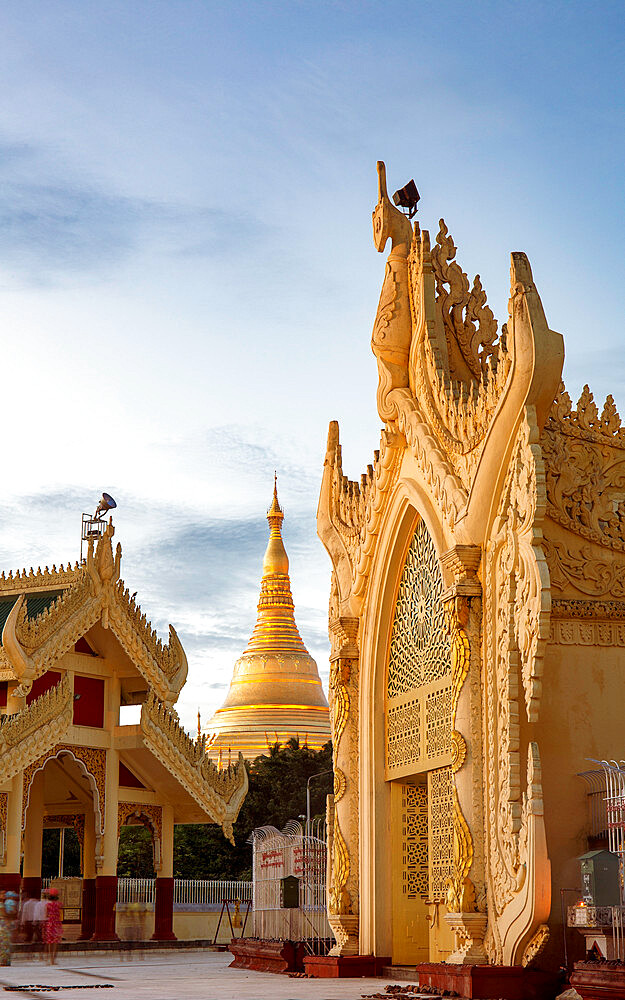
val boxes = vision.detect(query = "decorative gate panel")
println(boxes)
[385,518,452,778]
[402,784,428,899]
[428,766,454,902]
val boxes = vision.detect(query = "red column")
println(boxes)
[92,875,119,941]
[80,878,96,940]
[0,874,21,893]
[21,876,42,899]
[152,877,176,941]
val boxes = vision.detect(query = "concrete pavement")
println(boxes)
[0,951,426,1000]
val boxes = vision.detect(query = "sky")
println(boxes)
[0,0,623,733]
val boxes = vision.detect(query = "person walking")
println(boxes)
[43,888,63,965]
[20,893,37,944]
[0,891,18,966]
[33,892,47,954]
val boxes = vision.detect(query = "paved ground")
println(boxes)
[0,950,421,1000]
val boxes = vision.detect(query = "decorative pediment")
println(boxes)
[0,675,73,786]
[140,693,248,843]
[1,521,187,702]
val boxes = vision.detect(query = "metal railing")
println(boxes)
[173,879,252,906]
[568,903,625,960]
[251,818,331,956]
[578,770,610,840]
[117,878,155,904]
[42,876,252,906]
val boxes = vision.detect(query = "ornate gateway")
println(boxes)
[317,160,624,973]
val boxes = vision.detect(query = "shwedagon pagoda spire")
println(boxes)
[204,478,330,761]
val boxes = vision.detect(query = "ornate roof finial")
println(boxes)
[197,708,201,741]
[263,475,288,577]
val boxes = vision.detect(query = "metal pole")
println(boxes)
[306,770,332,834]
[58,827,65,878]
[560,887,581,972]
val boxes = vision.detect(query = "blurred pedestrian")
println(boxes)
[33,892,47,953]
[19,893,37,943]
[43,888,62,965]
[0,890,18,965]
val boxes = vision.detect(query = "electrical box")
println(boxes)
[281,875,300,909]
[579,850,620,906]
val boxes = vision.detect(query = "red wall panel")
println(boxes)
[73,675,105,728]
[26,670,62,705]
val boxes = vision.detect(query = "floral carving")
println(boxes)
[483,409,551,961]
[0,792,7,864]
[430,220,499,380]
[544,538,625,598]
[328,815,351,915]
[544,384,625,552]
[333,768,346,803]
[117,802,162,842]
[22,745,106,833]
[521,924,549,967]
[493,409,549,723]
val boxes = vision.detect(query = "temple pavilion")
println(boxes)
[204,482,330,761]
[0,517,247,941]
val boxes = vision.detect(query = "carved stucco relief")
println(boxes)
[483,408,551,964]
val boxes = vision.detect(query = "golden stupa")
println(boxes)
[204,480,331,761]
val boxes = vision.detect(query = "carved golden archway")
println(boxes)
[382,514,456,963]
[117,803,163,872]
[22,745,105,835]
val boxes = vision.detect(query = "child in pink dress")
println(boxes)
[43,889,62,965]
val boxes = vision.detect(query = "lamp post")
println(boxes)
[306,770,332,835]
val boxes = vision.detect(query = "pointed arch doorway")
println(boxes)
[384,515,455,964]
[22,748,102,940]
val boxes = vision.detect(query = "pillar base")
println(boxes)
[152,877,176,941]
[414,963,560,1000]
[327,913,359,956]
[571,960,625,1000]
[443,911,488,964]
[304,954,391,978]
[92,875,119,941]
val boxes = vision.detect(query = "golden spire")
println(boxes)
[202,474,331,762]
[243,476,307,655]
[262,473,289,577]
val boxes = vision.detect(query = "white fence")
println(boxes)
[42,877,252,906]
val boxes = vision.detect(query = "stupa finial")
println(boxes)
[263,474,288,576]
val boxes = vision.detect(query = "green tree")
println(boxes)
[117,826,155,878]
[173,739,332,880]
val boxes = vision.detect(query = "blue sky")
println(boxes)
[0,1,623,731]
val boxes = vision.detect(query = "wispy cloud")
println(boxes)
[0,138,269,283]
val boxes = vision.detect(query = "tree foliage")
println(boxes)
[174,739,333,881]
[117,826,155,878]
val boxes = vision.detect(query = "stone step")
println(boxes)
[380,966,420,981]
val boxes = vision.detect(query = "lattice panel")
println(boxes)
[387,519,450,699]
[402,784,428,899]
[387,699,420,770]
[425,685,452,759]
[428,766,453,902]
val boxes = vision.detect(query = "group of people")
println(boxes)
[0,886,63,966]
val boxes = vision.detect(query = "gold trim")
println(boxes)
[212,703,329,713]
